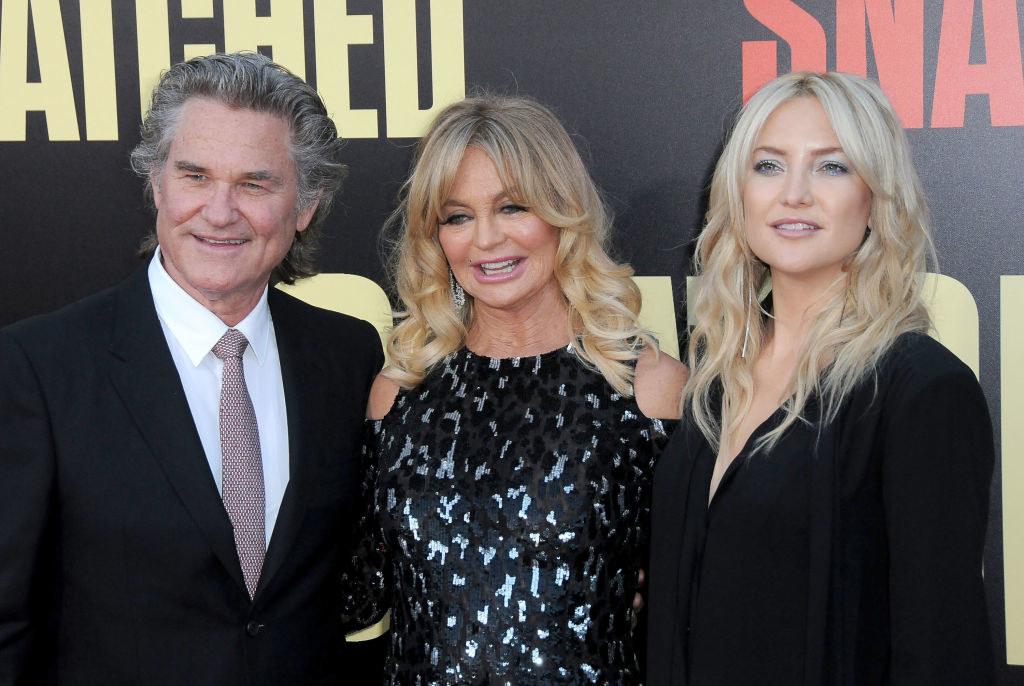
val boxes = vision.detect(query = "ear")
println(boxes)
[295,196,320,233]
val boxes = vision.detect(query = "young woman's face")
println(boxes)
[743,97,872,290]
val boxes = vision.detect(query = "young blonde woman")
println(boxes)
[647,72,994,685]
[343,95,686,683]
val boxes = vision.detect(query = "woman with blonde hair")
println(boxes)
[647,72,994,684]
[345,95,686,683]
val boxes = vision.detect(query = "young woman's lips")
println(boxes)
[471,257,526,282]
[772,220,821,237]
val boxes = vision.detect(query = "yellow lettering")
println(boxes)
[276,274,393,356]
[80,0,117,140]
[223,0,306,79]
[347,610,391,642]
[313,0,378,138]
[382,0,465,138]
[180,0,214,17]
[183,44,217,61]
[921,273,979,376]
[1002,275,1024,665]
[0,0,79,141]
[180,0,215,62]
[136,0,171,118]
[634,276,680,360]
[685,273,979,374]
[282,273,681,364]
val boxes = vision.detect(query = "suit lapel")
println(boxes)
[105,269,247,594]
[256,289,327,594]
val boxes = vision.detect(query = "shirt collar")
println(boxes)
[148,247,272,367]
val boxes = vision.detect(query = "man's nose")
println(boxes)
[201,183,239,226]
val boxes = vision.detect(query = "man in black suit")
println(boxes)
[0,53,383,685]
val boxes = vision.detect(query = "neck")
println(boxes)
[765,269,846,354]
[189,287,264,327]
[465,287,571,358]
[158,251,265,327]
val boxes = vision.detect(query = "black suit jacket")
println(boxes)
[0,267,384,686]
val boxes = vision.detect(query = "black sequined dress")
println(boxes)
[344,344,670,685]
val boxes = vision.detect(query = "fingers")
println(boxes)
[631,568,647,632]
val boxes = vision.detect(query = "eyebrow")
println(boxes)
[174,161,207,174]
[173,161,285,185]
[442,189,512,209]
[754,145,845,156]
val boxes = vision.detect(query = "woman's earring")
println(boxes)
[741,311,751,359]
[449,270,466,310]
[741,280,754,359]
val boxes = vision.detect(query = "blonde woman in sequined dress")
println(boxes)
[342,95,686,684]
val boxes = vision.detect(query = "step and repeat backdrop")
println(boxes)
[1,0,1022,680]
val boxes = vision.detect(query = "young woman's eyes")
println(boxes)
[752,159,851,175]
[753,159,782,174]
[819,161,850,175]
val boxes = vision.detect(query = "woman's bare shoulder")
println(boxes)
[366,370,402,420]
[633,345,688,420]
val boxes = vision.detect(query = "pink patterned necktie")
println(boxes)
[211,328,266,599]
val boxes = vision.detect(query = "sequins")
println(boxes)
[355,345,669,684]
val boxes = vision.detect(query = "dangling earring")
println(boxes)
[741,276,754,359]
[741,311,751,359]
[449,269,465,310]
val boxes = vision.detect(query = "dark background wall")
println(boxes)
[1,0,1021,679]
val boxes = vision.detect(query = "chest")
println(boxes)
[371,354,658,558]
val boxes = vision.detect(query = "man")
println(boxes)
[0,53,383,685]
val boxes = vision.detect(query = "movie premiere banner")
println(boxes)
[0,1,1021,680]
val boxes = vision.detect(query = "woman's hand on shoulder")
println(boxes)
[366,370,401,420]
[634,345,688,420]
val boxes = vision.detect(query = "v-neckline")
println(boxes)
[706,404,788,511]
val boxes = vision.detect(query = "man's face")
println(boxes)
[152,97,315,322]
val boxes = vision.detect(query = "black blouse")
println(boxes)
[647,333,994,685]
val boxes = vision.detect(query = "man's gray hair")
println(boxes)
[130,51,346,284]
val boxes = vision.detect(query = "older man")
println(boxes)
[0,53,383,685]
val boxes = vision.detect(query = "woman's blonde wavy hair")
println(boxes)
[383,94,655,394]
[686,71,935,452]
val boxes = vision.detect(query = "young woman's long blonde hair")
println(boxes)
[384,95,654,394]
[686,71,935,452]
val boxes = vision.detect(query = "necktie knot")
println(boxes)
[212,328,249,361]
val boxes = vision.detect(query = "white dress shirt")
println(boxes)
[148,249,289,545]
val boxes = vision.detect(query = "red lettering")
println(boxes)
[741,0,827,102]
[742,42,779,102]
[932,0,1024,127]
[836,0,925,128]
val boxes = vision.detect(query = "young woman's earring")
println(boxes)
[450,269,466,310]
[741,315,750,359]
[741,280,754,359]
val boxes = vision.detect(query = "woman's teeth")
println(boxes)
[479,259,519,275]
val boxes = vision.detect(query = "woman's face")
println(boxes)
[438,146,562,317]
[742,97,872,290]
